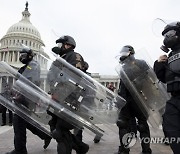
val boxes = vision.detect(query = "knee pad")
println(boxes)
[116,119,128,128]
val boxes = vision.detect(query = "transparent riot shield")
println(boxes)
[0,59,126,139]
[116,58,170,128]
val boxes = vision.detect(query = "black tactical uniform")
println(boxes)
[116,45,152,154]
[49,35,89,154]
[153,21,180,154]
[6,47,51,154]
[117,81,151,154]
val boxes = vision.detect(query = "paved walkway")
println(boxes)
[0,124,172,154]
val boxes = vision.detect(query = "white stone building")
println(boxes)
[91,73,120,93]
[0,2,120,93]
[0,2,49,92]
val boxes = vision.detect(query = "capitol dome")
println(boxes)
[0,2,45,53]
[6,19,42,43]
[0,2,48,69]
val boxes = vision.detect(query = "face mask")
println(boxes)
[52,47,61,54]
[52,44,67,56]
[19,53,28,64]
[120,56,128,61]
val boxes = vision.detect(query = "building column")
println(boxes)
[2,52,5,61]
[43,79,46,92]
[13,78,15,85]
[116,81,120,90]
[7,51,9,62]
[18,51,20,62]
[5,52,7,62]
[7,76,9,83]
[12,51,15,62]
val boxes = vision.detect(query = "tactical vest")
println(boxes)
[166,49,180,92]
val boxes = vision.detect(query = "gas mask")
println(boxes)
[119,45,135,63]
[161,21,180,52]
[19,53,31,64]
[162,30,179,51]
[52,43,73,56]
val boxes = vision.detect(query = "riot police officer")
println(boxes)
[153,21,180,154]
[49,35,89,154]
[72,61,102,144]
[6,46,52,154]
[115,45,152,154]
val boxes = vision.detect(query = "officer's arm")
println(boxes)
[66,53,84,70]
[153,60,167,83]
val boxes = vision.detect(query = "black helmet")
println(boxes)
[119,45,135,61]
[162,22,180,35]
[56,35,76,49]
[161,21,180,51]
[20,47,33,55]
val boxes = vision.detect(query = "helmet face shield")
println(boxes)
[57,43,63,48]
[119,46,132,62]
[163,30,176,37]
[162,22,180,35]
[20,44,34,56]
[56,35,76,49]
[119,47,131,56]
[56,36,67,44]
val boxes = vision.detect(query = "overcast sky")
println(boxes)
[0,0,180,75]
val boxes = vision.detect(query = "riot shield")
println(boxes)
[0,59,126,139]
[116,58,170,128]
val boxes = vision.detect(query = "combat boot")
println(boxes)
[1,123,6,126]
[141,148,152,154]
[76,142,89,154]
[43,138,52,149]
[93,135,101,143]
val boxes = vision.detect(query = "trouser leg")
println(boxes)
[74,128,83,141]
[55,129,73,154]
[72,133,89,154]
[116,117,130,153]
[26,122,51,140]
[165,130,180,154]
[130,118,137,135]
[137,121,151,153]
[163,98,180,154]
[2,106,7,125]
[13,114,27,153]
[8,109,13,124]
[52,118,73,154]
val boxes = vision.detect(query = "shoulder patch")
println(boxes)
[27,66,32,70]
[76,54,82,61]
